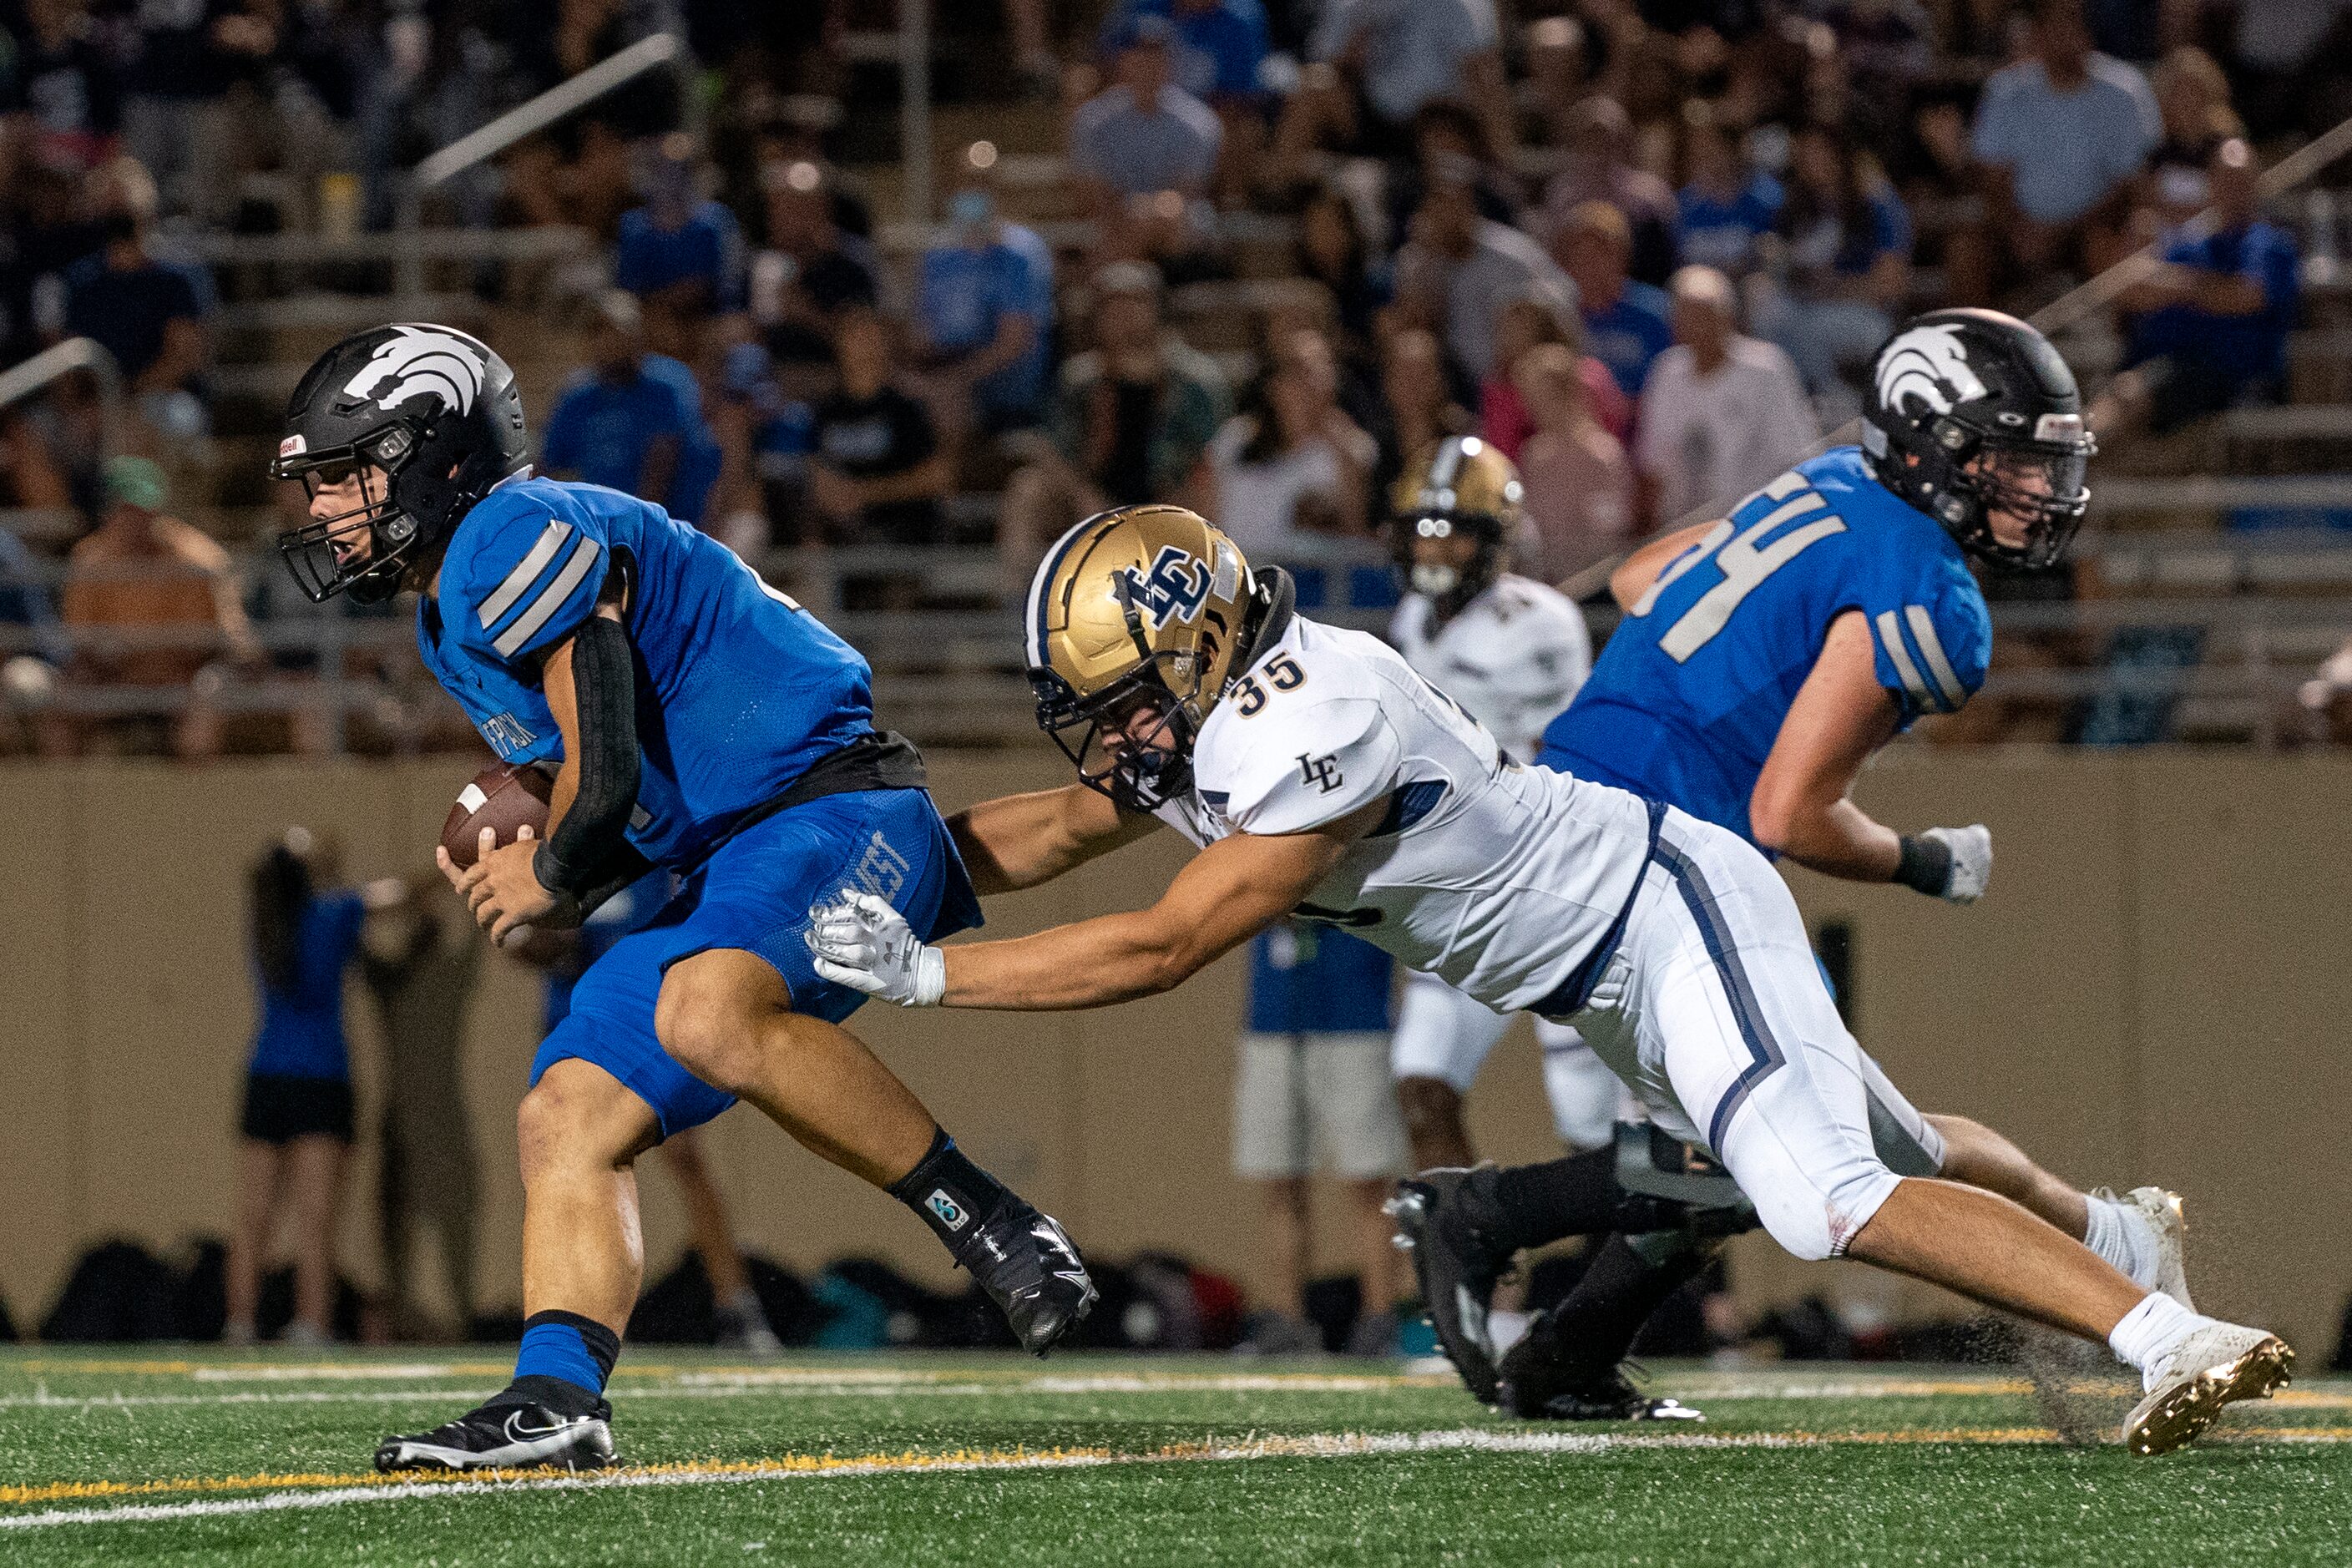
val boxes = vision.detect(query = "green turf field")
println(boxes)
[0,1347,2340,1565]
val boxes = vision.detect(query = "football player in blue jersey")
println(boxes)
[271,324,1094,1474]
[1399,310,2202,1419]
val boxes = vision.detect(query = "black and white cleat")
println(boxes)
[1503,1363,1705,1423]
[375,1393,615,1474]
[962,1201,1097,1356]
[1386,1166,1515,1404]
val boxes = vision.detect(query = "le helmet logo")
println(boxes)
[1874,323,1986,417]
[1118,545,1214,631]
[343,326,486,417]
[1297,751,1343,794]
[926,1189,969,1232]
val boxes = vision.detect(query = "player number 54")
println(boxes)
[1631,473,1847,663]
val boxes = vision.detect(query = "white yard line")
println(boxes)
[0,1428,1803,1532]
[7,1368,2347,1415]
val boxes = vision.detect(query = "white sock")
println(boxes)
[720,1286,764,1318]
[2081,1193,2157,1288]
[2107,1291,2203,1381]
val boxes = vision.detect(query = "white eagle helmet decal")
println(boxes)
[1874,321,1987,417]
[341,325,486,417]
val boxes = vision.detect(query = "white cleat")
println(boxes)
[2121,1322,2293,1456]
[2098,1185,2194,1310]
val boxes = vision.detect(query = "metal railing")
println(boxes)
[0,336,117,414]
[13,541,2352,749]
[392,32,695,295]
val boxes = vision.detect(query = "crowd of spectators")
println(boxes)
[0,0,2343,756]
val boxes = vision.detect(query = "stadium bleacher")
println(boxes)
[0,0,2346,759]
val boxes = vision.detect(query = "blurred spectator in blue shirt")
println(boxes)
[1957,0,2156,302]
[1301,0,1509,164]
[60,158,211,438]
[913,144,1055,438]
[1675,113,1782,278]
[1103,0,1269,104]
[1749,124,1913,422]
[1072,23,1222,199]
[227,830,408,1346]
[705,341,819,549]
[2095,140,2300,438]
[543,291,721,523]
[614,133,746,341]
[1554,200,1672,399]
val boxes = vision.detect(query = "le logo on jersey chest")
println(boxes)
[1297,751,1344,794]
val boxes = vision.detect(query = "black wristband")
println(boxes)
[1894,833,1953,897]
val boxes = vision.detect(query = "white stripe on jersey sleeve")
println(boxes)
[492,534,601,659]
[1904,604,1968,711]
[1874,609,1936,712]
[476,520,573,629]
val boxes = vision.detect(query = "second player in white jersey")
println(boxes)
[1382,436,1621,1158]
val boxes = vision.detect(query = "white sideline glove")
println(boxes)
[1921,823,1992,903]
[806,892,945,1006]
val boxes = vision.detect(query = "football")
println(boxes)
[440,762,554,868]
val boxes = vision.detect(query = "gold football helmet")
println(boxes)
[1388,435,1523,617]
[1024,504,1262,809]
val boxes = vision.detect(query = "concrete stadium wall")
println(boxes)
[0,747,2345,1355]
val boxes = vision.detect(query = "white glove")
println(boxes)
[806,892,946,1006]
[1921,823,1992,903]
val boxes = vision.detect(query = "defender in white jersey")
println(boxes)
[810,506,2289,1456]
[1383,437,1624,1166]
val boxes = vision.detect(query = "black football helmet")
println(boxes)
[1860,308,2094,570]
[271,323,529,603]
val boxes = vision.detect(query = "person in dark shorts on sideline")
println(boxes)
[226,827,408,1346]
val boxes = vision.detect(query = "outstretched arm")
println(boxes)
[948,783,1162,895]
[815,799,1385,1009]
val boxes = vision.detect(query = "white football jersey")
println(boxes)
[1389,574,1592,763]
[1152,612,1657,1014]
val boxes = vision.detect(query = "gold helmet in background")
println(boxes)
[1024,504,1262,809]
[1388,435,1523,619]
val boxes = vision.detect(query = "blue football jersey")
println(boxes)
[418,475,874,866]
[1540,446,1990,848]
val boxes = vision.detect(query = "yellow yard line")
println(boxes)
[11,1421,2349,1511]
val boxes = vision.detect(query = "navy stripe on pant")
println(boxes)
[1651,834,1788,1153]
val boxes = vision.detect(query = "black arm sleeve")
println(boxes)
[533,614,642,905]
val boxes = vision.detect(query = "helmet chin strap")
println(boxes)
[1410,562,1460,598]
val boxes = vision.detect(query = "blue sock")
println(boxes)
[513,1310,620,1404]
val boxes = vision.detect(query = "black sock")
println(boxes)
[1489,1149,1626,1254]
[1543,1234,1707,1373]
[888,1127,1012,1257]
